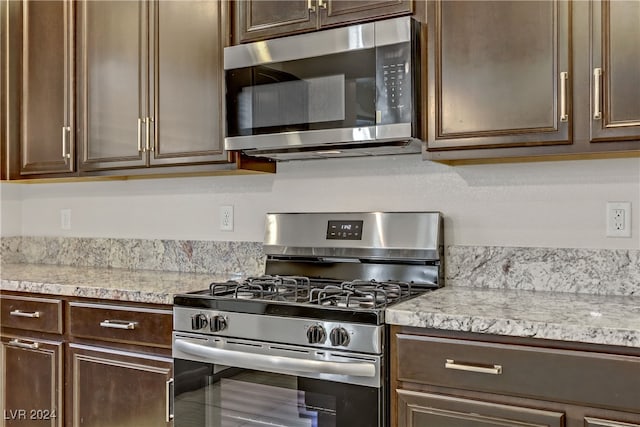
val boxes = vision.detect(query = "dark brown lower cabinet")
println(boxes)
[397,390,565,427]
[392,327,640,427]
[0,335,63,427]
[68,345,173,427]
[0,292,174,427]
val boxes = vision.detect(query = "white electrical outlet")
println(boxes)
[60,209,72,230]
[606,202,631,237]
[220,205,234,231]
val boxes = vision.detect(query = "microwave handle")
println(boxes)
[174,338,375,378]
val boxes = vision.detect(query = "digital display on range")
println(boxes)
[326,220,364,240]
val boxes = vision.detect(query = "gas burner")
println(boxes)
[209,275,312,302]
[308,279,413,309]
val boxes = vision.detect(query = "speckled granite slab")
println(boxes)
[447,246,640,296]
[386,287,640,348]
[1,263,233,305]
[1,236,265,276]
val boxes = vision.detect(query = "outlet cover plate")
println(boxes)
[60,209,71,230]
[606,201,631,237]
[220,205,234,231]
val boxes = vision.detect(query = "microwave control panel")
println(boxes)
[376,43,412,125]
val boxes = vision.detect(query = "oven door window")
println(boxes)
[225,49,376,137]
[174,359,381,427]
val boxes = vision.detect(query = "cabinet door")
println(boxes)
[590,0,640,142]
[68,344,173,427]
[235,0,317,44]
[76,0,147,171]
[426,0,571,151]
[0,335,63,427]
[397,390,565,427]
[319,0,412,28]
[17,0,74,177]
[1,0,7,180]
[150,0,229,166]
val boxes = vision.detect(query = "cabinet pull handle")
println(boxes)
[100,320,138,330]
[307,0,315,12]
[138,118,144,152]
[61,126,71,159]
[560,71,568,122]
[318,0,326,8]
[445,359,502,375]
[8,339,40,350]
[146,117,154,152]
[10,309,41,318]
[166,378,174,422]
[593,68,602,120]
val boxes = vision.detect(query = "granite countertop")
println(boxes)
[386,286,640,348]
[4,262,640,349]
[0,263,229,305]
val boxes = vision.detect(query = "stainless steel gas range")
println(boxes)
[172,212,443,427]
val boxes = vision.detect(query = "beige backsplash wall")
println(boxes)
[1,155,639,249]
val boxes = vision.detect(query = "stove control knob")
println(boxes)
[191,313,208,330]
[330,327,350,347]
[306,325,326,344]
[210,315,227,332]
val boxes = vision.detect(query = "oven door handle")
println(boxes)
[174,339,376,377]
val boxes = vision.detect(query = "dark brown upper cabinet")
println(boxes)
[424,0,640,163]
[234,0,413,44]
[425,0,571,152]
[590,0,640,143]
[6,0,76,179]
[77,0,229,172]
[1,0,7,181]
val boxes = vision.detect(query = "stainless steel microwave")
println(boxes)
[224,17,424,161]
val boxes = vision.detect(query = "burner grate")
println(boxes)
[209,275,312,302]
[207,276,418,309]
[309,279,413,309]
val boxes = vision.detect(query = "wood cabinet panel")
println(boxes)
[397,390,565,427]
[235,0,316,44]
[0,0,6,180]
[9,0,75,178]
[1,335,63,427]
[426,0,570,150]
[319,0,412,28]
[151,0,228,165]
[590,0,640,142]
[68,302,172,349]
[77,0,231,172]
[76,0,147,170]
[0,295,63,334]
[396,334,640,414]
[234,0,412,44]
[68,344,172,427]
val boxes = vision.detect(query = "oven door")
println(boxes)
[173,333,384,427]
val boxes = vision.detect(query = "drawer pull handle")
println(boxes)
[8,339,40,350]
[445,359,502,375]
[100,320,138,330]
[10,310,41,318]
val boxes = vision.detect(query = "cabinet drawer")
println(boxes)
[68,302,172,348]
[396,334,640,413]
[0,295,63,333]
